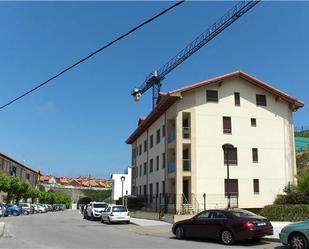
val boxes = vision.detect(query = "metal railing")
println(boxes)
[167,130,176,143]
[167,162,176,174]
[183,159,191,171]
[183,127,190,139]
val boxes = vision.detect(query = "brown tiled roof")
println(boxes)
[126,70,304,144]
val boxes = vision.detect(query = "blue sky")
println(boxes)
[0,1,308,178]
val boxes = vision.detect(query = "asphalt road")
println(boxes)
[0,210,285,249]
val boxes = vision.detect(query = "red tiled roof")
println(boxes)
[126,70,304,144]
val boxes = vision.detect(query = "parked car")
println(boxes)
[6,204,22,216]
[172,208,273,245]
[86,202,108,220]
[19,203,34,215]
[0,204,9,217]
[36,204,47,213]
[101,205,130,224]
[279,219,309,249]
[31,204,38,213]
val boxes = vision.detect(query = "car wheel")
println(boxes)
[125,221,130,224]
[90,214,94,221]
[23,211,29,215]
[12,211,17,216]
[220,229,234,245]
[175,226,185,240]
[290,233,308,249]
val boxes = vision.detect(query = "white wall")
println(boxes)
[111,168,132,201]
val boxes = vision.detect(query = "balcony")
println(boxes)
[168,130,176,143]
[183,159,191,171]
[168,162,176,174]
[183,127,190,139]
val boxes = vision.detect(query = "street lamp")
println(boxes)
[222,143,235,209]
[120,176,125,205]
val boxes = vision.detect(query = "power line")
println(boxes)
[0,1,185,111]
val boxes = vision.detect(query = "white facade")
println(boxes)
[127,71,303,212]
[111,167,132,201]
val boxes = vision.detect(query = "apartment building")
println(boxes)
[126,71,304,213]
[0,151,39,187]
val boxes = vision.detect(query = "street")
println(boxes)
[0,210,285,249]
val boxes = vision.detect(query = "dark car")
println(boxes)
[172,208,273,245]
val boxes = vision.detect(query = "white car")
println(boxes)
[101,205,130,224]
[36,204,47,213]
[86,202,108,220]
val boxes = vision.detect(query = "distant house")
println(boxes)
[111,167,132,201]
[0,151,39,188]
[126,71,304,213]
[39,174,111,189]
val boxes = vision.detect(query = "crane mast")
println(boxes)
[132,0,260,108]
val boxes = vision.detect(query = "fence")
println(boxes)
[125,193,238,215]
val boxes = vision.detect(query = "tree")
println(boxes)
[0,173,9,192]
[296,168,309,193]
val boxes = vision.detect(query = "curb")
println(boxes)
[263,237,281,243]
[0,222,5,238]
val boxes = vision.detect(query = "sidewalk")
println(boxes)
[130,217,290,242]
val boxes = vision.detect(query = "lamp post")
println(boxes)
[120,176,125,205]
[222,143,234,209]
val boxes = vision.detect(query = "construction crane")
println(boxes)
[131,0,260,108]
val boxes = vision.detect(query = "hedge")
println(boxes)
[260,204,309,221]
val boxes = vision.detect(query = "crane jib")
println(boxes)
[132,0,260,108]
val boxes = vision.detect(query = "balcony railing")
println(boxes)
[183,127,190,139]
[168,130,176,143]
[183,159,191,171]
[168,162,176,174]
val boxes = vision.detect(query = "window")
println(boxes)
[144,140,147,152]
[206,90,218,102]
[234,92,240,106]
[139,144,142,155]
[224,179,238,196]
[224,148,238,165]
[253,179,259,194]
[139,186,141,195]
[252,148,258,162]
[256,94,267,106]
[223,116,232,134]
[150,135,153,148]
[149,159,153,173]
[162,125,165,137]
[162,153,166,168]
[143,162,147,175]
[26,173,30,180]
[143,185,147,196]
[156,182,159,196]
[162,181,165,194]
[10,166,17,177]
[156,129,161,144]
[139,165,142,176]
[156,156,159,171]
[209,211,226,219]
[251,118,256,127]
[195,211,210,220]
[149,184,153,202]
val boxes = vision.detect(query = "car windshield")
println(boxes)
[112,206,127,212]
[230,209,257,217]
[93,204,107,208]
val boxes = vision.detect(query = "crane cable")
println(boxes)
[0,1,185,111]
